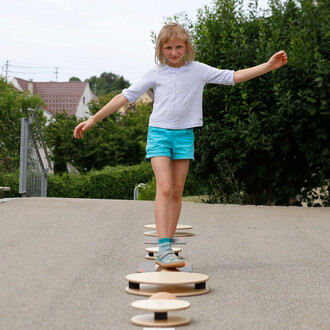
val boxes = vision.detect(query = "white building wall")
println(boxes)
[43,109,53,122]
[75,84,93,119]
[11,78,23,91]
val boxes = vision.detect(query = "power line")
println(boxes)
[55,67,59,82]
[5,61,9,79]
[10,64,49,69]
[9,71,52,75]
[1,59,134,82]
[2,60,60,81]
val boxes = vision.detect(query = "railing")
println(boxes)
[134,183,146,200]
[19,109,52,197]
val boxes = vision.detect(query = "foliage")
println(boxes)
[0,170,19,198]
[0,77,46,173]
[47,162,153,200]
[192,0,329,205]
[85,72,130,96]
[138,170,209,201]
[0,162,153,200]
[138,178,156,201]
[151,11,195,46]
[69,77,81,82]
[43,96,152,173]
[43,111,79,173]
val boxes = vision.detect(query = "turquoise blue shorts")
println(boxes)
[146,126,195,161]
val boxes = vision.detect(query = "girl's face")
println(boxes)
[162,37,187,68]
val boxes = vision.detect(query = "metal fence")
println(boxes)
[19,109,52,197]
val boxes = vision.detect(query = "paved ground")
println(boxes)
[1,197,329,330]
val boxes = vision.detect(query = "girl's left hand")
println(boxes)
[267,50,288,70]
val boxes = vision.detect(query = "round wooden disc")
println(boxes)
[131,314,191,327]
[131,299,190,312]
[146,247,182,254]
[144,231,193,237]
[144,224,193,230]
[127,271,208,285]
[126,285,209,297]
[126,272,209,296]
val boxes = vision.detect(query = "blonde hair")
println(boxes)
[155,23,195,65]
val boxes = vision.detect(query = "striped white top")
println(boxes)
[122,61,235,129]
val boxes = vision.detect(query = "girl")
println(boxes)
[74,23,287,268]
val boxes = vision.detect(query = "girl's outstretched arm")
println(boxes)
[74,93,128,139]
[234,50,288,84]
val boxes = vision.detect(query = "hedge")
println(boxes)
[138,171,208,201]
[0,162,154,200]
[0,171,20,198]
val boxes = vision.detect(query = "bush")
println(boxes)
[0,170,20,198]
[0,163,154,200]
[193,0,330,205]
[47,162,153,199]
[44,101,152,174]
[138,178,156,201]
[138,170,209,201]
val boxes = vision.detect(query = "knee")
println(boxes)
[171,185,184,201]
[156,181,172,198]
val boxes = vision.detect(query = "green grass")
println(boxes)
[182,195,205,203]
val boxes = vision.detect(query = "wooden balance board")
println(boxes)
[131,299,191,327]
[137,262,192,273]
[145,246,182,260]
[144,224,193,230]
[144,230,193,237]
[126,272,209,297]
[145,237,186,244]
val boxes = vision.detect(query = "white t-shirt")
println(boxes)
[122,61,235,129]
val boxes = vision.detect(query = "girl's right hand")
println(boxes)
[73,118,96,139]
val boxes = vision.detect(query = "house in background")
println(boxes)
[12,78,98,119]
[118,88,154,115]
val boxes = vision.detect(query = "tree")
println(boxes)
[69,77,81,82]
[43,94,152,173]
[0,77,46,173]
[85,72,130,96]
[43,111,79,173]
[192,0,329,205]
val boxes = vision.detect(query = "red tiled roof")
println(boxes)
[146,89,154,101]
[15,78,92,116]
[15,78,29,92]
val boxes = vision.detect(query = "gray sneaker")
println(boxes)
[155,249,185,268]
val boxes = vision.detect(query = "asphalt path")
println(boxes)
[1,197,329,329]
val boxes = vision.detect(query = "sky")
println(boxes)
[1,0,269,85]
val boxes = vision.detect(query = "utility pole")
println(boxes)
[54,67,59,82]
[5,60,9,80]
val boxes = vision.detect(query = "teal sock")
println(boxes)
[159,238,171,244]
[158,238,171,254]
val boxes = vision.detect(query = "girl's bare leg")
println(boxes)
[168,159,190,238]
[151,156,172,239]
[151,157,190,239]
[151,157,189,269]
